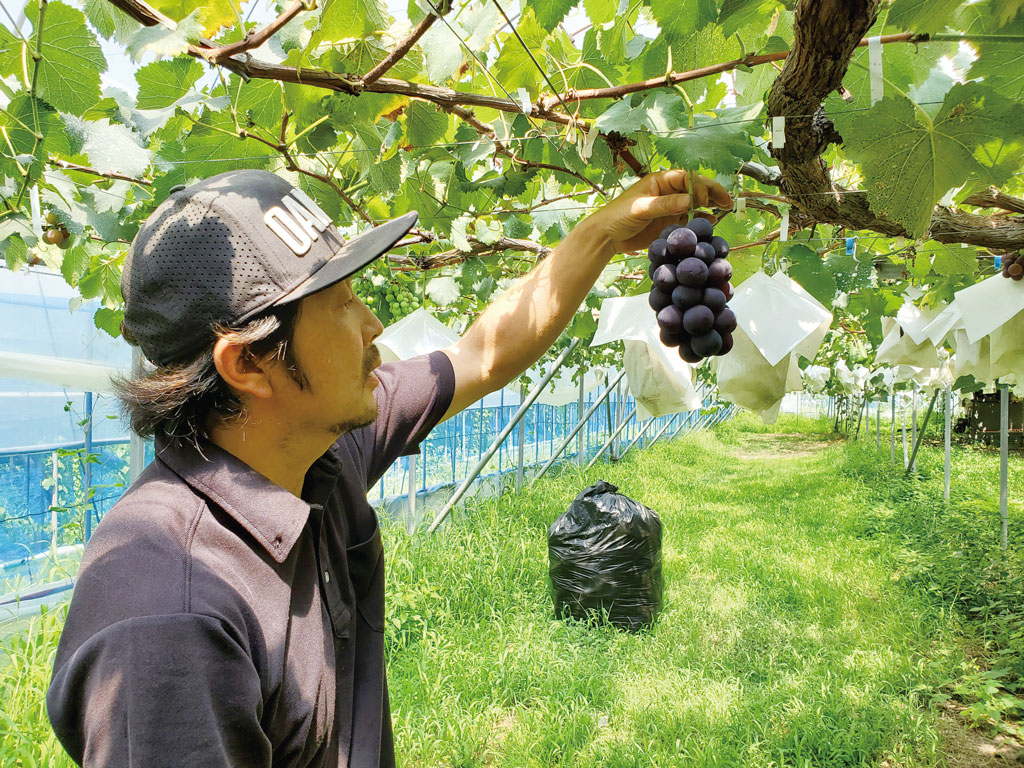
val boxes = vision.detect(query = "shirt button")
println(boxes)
[324,571,330,583]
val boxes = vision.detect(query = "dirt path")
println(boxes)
[731,432,841,460]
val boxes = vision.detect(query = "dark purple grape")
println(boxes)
[648,238,671,264]
[722,281,734,301]
[685,216,714,242]
[678,338,703,364]
[710,235,730,260]
[672,284,702,310]
[691,330,723,357]
[713,306,737,334]
[660,224,680,240]
[682,304,714,334]
[707,258,732,286]
[659,327,684,347]
[652,264,677,291]
[717,331,734,355]
[648,262,658,280]
[675,257,708,287]
[656,305,684,333]
[666,227,697,259]
[694,242,716,265]
[703,287,726,313]
[649,287,672,312]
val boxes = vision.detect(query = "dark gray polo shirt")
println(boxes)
[47,351,456,768]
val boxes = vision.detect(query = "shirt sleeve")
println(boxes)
[363,350,455,486]
[47,613,271,768]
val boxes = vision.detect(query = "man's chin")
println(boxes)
[328,403,378,437]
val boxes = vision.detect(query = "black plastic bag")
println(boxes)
[548,480,663,631]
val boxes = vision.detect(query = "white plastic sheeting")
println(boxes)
[375,308,460,363]
[591,293,701,419]
[0,350,120,393]
[713,271,832,422]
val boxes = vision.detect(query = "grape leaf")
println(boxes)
[593,99,649,135]
[832,84,1024,238]
[491,9,548,99]
[967,19,1024,100]
[80,119,152,178]
[183,109,272,174]
[450,216,472,252]
[83,0,140,42]
[405,101,449,147]
[420,23,464,82]
[931,246,977,277]
[584,0,617,25]
[461,2,502,50]
[0,19,21,79]
[135,58,204,110]
[534,0,575,32]
[0,95,67,183]
[653,103,763,174]
[718,0,781,39]
[30,0,105,115]
[647,0,718,41]
[93,307,124,338]
[148,0,240,37]
[887,0,965,34]
[318,0,388,41]
[126,10,204,61]
[785,243,836,306]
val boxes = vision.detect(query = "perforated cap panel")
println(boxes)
[121,170,415,366]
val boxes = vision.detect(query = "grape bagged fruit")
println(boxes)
[645,218,738,364]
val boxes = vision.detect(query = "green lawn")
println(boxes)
[3,413,1021,767]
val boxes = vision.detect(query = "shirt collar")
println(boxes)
[156,436,311,564]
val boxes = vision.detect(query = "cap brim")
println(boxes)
[272,211,419,307]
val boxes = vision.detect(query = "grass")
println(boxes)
[1,412,1020,766]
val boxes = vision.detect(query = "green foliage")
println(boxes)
[0,0,1020,379]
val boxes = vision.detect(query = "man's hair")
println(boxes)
[115,301,307,447]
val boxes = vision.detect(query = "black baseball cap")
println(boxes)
[121,169,418,366]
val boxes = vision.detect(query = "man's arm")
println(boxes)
[440,169,732,420]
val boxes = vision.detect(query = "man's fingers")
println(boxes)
[703,178,734,210]
[633,192,691,220]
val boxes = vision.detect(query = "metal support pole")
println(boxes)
[891,392,896,464]
[944,385,952,501]
[854,390,866,440]
[129,347,146,484]
[876,400,881,449]
[515,383,526,492]
[577,377,585,466]
[906,389,938,475]
[650,413,680,446]
[623,416,658,456]
[588,407,637,469]
[912,384,918,451]
[533,369,628,485]
[50,451,59,555]
[902,398,909,469]
[1000,384,1009,550]
[426,339,580,533]
[407,453,417,524]
[83,391,94,542]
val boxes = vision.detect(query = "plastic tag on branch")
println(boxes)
[29,186,42,237]
[736,196,746,218]
[591,294,700,418]
[779,206,790,241]
[868,36,884,105]
[375,308,460,363]
[771,116,785,149]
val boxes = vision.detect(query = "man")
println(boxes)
[47,167,731,767]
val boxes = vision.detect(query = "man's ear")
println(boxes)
[212,336,275,400]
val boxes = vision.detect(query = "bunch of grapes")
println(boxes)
[1000,252,1023,281]
[42,212,72,249]
[384,283,418,320]
[647,217,737,363]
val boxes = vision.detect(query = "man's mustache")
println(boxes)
[364,344,381,377]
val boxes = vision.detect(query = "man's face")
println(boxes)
[270,277,385,440]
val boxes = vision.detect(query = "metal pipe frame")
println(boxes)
[648,413,681,447]
[944,386,952,501]
[587,406,637,469]
[905,389,938,475]
[1000,383,1009,550]
[890,392,896,464]
[426,338,580,533]
[532,368,628,485]
[622,415,658,457]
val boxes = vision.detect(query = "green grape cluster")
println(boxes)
[385,284,417,320]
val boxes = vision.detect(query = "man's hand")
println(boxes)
[585,170,734,253]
